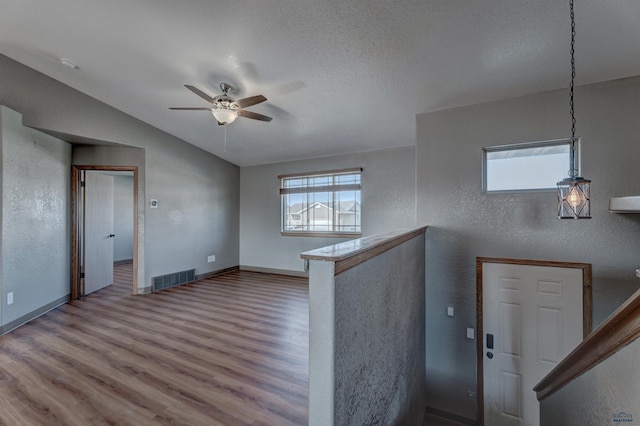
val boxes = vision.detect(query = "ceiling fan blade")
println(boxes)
[169,107,213,110]
[237,109,273,122]
[235,95,267,109]
[184,85,216,104]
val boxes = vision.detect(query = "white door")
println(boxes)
[483,262,584,426]
[84,172,115,295]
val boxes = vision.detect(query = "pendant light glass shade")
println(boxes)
[212,108,238,124]
[557,176,590,219]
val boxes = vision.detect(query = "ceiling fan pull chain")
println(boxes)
[224,124,228,153]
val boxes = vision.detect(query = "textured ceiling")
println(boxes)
[1,0,640,166]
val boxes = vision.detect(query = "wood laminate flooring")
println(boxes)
[0,264,309,425]
[423,413,467,426]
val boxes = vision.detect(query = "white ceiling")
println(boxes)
[1,1,640,166]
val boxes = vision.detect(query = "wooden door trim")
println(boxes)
[71,165,139,299]
[475,257,592,425]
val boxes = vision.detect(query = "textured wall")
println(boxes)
[0,109,3,322]
[416,76,640,420]
[540,336,640,425]
[0,54,240,290]
[239,146,416,273]
[307,231,426,425]
[308,260,336,426]
[143,138,239,281]
[333,234,426,425]
[1,107,71,326]
[113,175,134,261]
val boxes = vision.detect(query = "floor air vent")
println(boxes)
[152,269,195,291]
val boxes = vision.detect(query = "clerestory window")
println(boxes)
[483,139,579,192]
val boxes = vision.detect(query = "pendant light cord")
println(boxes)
[569,0,577,178]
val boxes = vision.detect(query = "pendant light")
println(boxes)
[557,0,591,219]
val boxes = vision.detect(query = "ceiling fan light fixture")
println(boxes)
[170,83,271,125]
[212,108,238,124]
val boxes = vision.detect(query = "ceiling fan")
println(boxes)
[169,83,272,125]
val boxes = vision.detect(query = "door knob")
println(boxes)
[108,234,115,238]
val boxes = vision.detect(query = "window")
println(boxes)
[280,168,362,236]
[483,139,578,192]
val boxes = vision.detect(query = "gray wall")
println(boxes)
[113,175,134,262]
[1,106,71,326]
[0,54,240,292]
[416,76,640,420]
[307,231,426,425]
[240,146,416,273]
[334,234,426,425]
[540,332,640,425]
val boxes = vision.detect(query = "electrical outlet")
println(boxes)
[7,292,13,305]
[447,306,454,317]
[466,328,475,339]
[466,391,475,402]
[207,255,216,263]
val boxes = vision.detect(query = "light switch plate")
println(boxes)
[447,307,454,317]
[466,328,475,339]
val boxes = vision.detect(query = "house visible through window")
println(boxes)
[483,139,578,192]
[279,168,362,236]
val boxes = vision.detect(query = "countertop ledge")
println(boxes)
[300,226,427,265]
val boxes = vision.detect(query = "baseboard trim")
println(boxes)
[137,286,153,295]
[195,265,240,281]
[0,294,70,336]
[239,265,308,278]
[425,407,477,425]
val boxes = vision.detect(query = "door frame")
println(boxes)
[71,165,139,299]
[476,257,592,425]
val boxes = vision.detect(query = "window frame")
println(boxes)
[482,138,580,194]
[279,168,362,238]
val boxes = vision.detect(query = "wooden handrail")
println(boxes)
[534,286,640,401]
[300,227,427,275]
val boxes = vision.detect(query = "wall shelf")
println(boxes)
[609,196,640,213]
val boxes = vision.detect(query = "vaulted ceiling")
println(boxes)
[2,0,640,166]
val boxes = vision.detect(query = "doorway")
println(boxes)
[71,166,139,299]
[476,257,592,426]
